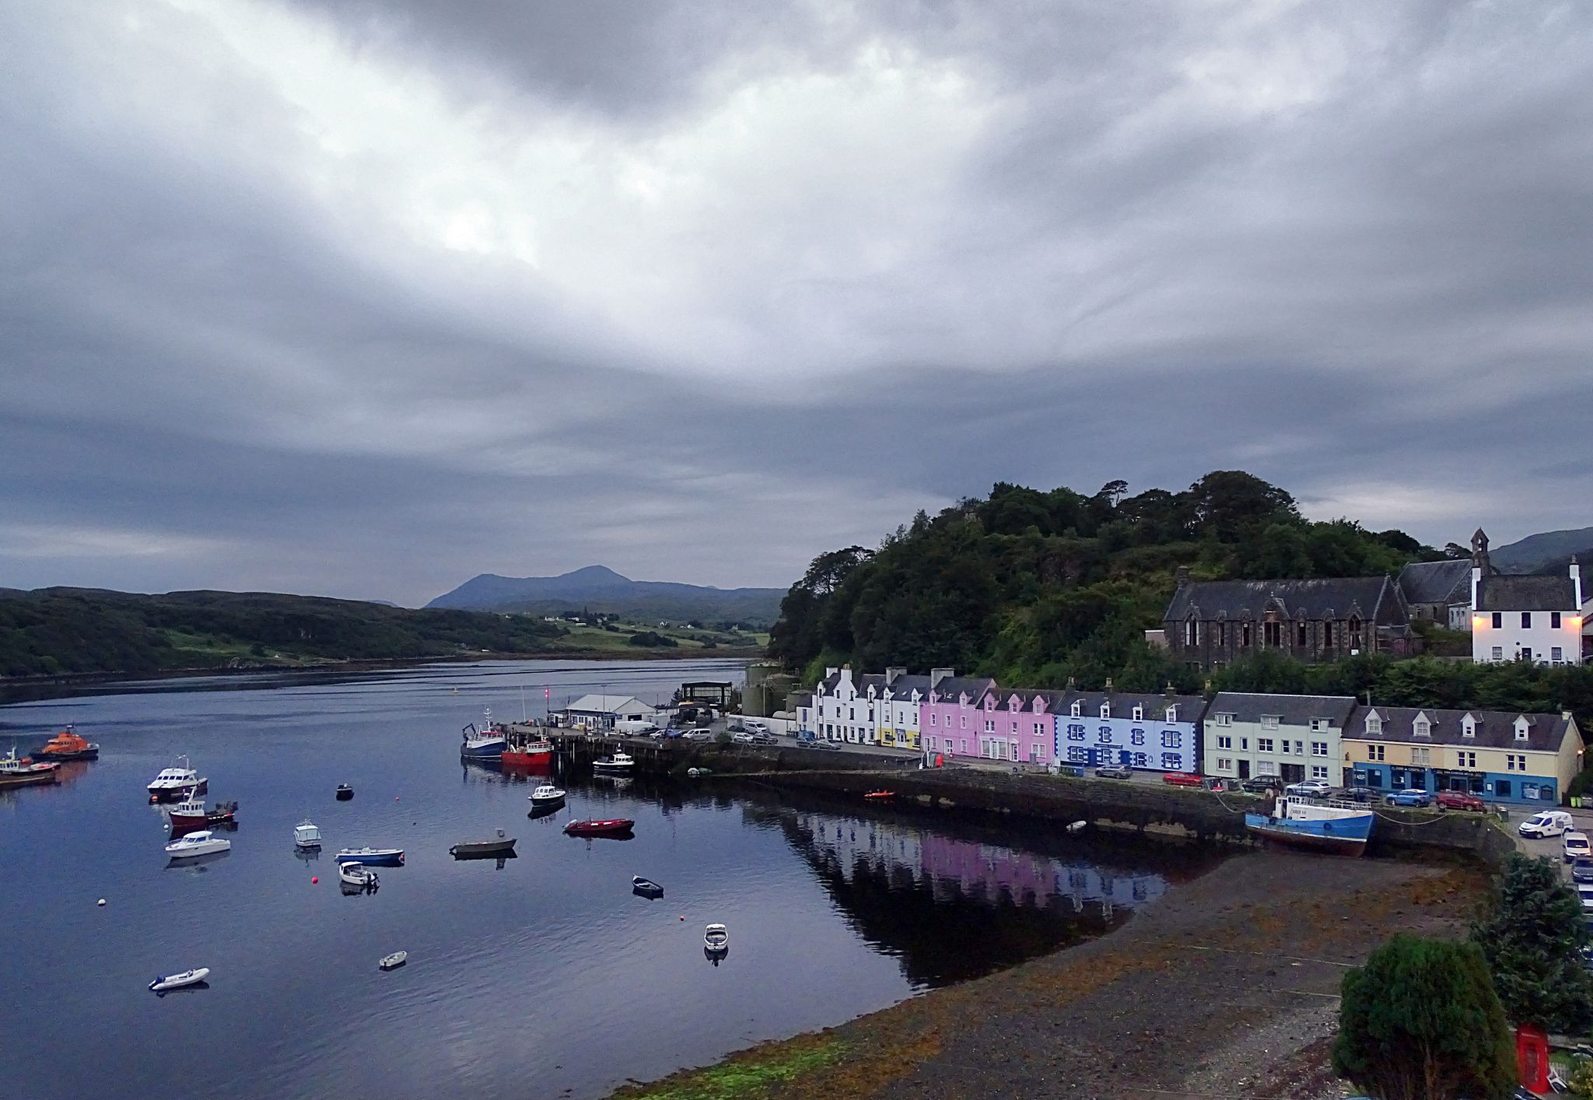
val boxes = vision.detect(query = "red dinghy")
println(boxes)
[863,790,896,801]
[564,818,635,838]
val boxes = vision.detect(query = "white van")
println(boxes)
[1518,810,1574,838]
[744,720,770,734]
[683,727,715,742]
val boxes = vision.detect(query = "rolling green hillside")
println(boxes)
[0,587,570,678]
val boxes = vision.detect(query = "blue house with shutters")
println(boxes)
[1052,688,1208,774]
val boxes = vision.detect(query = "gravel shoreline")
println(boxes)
[613,849,1488,1100]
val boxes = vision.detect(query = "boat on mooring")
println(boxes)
[564,818,635,838]
[340,862,379,891]
[863,789,895,802]
[168,797,237,834]
[460,708,509,760]
[0,748,60,789]
[293,819,323,849]
[527,784,566,810]
[149,967,210,993]
[592,750,635,775]
[335,784,354,801]
[704,923,729,956]
[449,829,517,859]
[147,757,207,803]
[334,847,404,866]
[33,725,99,761]
[165,830,231,860]
[632,875,664,899]
[378,951,407,971]
[1244,794,1373,856]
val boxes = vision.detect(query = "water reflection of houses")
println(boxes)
[777,809,1169,987]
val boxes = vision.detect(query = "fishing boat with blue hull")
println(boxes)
[460,707,509,760]
[1245,795,1373,855]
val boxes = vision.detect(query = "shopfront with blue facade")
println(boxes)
[1350,762,1559,805]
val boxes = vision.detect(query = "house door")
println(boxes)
[1281,764,1305,783]
[1086,747,1100,767]
[1238,760,1250,780]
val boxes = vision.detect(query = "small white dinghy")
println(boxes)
[340,862,379,890]
[378,951,407,971]
[165,830,230,860]
[149,967,210,993]
[704,923,729,954]
[294,819,322,848]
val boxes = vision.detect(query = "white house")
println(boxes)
[877,669,933,749]
[809,666,884,744]
[1202,693,1358,786]
[1469,529,1583,666]
[560,694,657,730]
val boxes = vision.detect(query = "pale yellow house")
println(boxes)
[1341,705,1584,806]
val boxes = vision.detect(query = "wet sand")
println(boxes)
[612,849,1488,1100]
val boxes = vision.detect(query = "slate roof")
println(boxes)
[1397,560,1474,607]
[1163,576,1399,621]
[1350,706,1577,753]
[565,694,652,714]
[1476,574,1578,612]
[927,676,998,703]
[881,674,934,699]
[1055,690,1209,724]
[789,690,813,707]
[1207,692,1358,727]
[978,687,1071,712]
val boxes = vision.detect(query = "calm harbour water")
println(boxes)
[1,659,1215,1100]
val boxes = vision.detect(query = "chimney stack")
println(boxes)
[930,668,954,690]
[886,666,905,686]
[1175,565,1190,585]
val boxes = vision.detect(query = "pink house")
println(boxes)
[919,671,998,760]
[977,688,1067,765]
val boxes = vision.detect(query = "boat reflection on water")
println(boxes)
[164,850,230,873]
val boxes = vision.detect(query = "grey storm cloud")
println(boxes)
[2,0,1591,606]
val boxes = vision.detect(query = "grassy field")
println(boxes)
[547,622,769,653]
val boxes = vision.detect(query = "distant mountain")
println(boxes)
[1490,527,1593,574]
[427,565,785,625]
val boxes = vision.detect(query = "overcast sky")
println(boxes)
[3,1,1590,606]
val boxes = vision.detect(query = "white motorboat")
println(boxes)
[149,967,210,992]
[704,923,729,954]
[378,951,407,971]
[147,756,207,802]
[165,830,230,860]
[592,750,635,774]
[528,785,566,807]
[293,819,323,848]
[339,862,379,890]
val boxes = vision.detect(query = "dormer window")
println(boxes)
[1099,702,1111,719]
[1366,714,1383,736]
[1515,717,1530,742]
[1166,705,1178,722]
[1461,716,1476,739]
[1413,717,1430,738]
[1070,701,1081,718]
[1131,705,1143,721]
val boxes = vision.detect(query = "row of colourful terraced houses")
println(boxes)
[790,666,1586,806]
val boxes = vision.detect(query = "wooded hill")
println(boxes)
[768,470,1439,690]
[0,588,569,678]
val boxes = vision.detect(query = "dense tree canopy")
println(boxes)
[1333,934,1515,1100]
[770,470,1438,687]
[1472,854,1593,1033]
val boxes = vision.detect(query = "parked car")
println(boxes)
[1576,883,1593,914]
[1571,858,1593,884]
[683,727,715,741]
[1162,772,1204,788]
[1340,786,1377,803]
[810,740,840,751]
[1094,765,1132,780]
[745,720,771,734]
[1384,789,1433,807]
[1285,779,1332,798]
[1240,777,1279,794]
[1436,790,1486,813]
[1519,810,1575,838]
[749,732,777,745]
[661,728,686,740]
[1564,831,1592,863]
[731,731,756,744]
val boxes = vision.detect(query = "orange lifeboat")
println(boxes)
[34,725,99,761]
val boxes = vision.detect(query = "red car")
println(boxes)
[1162,772,1204,788]
[1436,790,1486,812]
